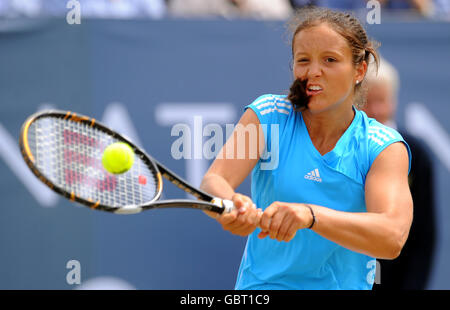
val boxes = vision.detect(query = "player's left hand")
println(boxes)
[258,202,314,242]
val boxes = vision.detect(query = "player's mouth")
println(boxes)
[306,84,323,96]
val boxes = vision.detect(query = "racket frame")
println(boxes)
[19,110,231,215]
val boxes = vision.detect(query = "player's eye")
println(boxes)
[325,57,337,63]
[297,58,308,63]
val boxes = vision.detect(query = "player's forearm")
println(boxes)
[310,205,409,260]
[200,173,236,201]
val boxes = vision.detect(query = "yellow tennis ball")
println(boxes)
[102,142,135,174]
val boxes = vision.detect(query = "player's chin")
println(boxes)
[307,98,335,114]
[307,101,328,114]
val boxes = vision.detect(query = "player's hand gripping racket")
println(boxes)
[19,110,235,215]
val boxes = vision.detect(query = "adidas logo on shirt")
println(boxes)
[304,168,322,182]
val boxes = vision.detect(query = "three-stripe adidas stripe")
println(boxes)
[368,126,396,146]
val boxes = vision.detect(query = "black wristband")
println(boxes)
[305,204,316,229]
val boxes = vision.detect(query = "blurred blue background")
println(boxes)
[0,2,449,290]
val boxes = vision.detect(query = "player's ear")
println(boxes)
[355,60,367,85]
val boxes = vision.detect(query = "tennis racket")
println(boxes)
[19,110,235,215]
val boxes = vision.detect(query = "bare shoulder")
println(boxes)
[370,141,410,174]
[239,106,261,125]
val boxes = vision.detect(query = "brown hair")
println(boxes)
[287,7,380,110]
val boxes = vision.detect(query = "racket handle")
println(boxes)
[212,198,266,232]
[224,200,265,231]
[211,197,235,213]
[222,199,235,213]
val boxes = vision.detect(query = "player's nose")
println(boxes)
[305,62,322,78]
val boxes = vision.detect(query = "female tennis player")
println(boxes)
[200,7,413,290]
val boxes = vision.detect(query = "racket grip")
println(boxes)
[211,197,235,213]
[222,199,235,213]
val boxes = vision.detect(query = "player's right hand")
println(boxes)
[216,193,262,237]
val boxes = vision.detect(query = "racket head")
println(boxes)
[19,110,163,214]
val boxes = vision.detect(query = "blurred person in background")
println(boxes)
[65,0,167,19]
[0,0,41,17]
[289,0,441,19]
[379,0,434,16]
[433,0,450,20]
[362,57,437,290]
[0,0,167,19]
[289,0,365,10]
[167,0,293,20]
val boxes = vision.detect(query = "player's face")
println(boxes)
[364,81,396,124]
[292,23,364,114]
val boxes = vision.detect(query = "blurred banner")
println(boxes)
[0,19,449,289]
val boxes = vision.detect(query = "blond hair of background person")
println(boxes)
[167,0,293,20]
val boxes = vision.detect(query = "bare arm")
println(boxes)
[260,142,413,259]
[200,108,263,236]
[200,108,262,200]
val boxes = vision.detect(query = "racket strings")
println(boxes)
[28,117,159,207]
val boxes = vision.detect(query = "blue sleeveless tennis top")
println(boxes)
[235,94,411,290]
